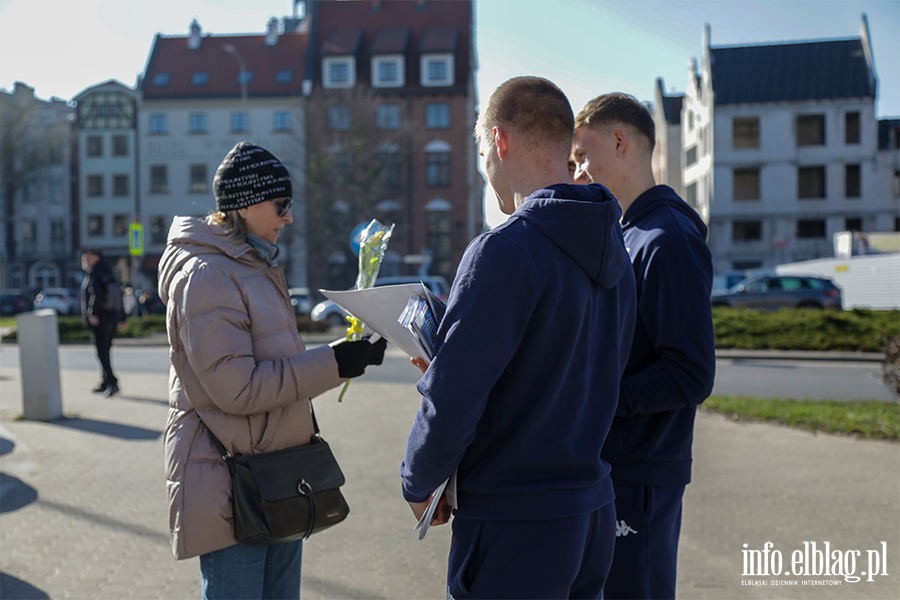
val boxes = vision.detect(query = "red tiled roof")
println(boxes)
[321,29,362,55]
[370,28,410,54]
[419,27,457,53]
[315,0,472,92]
[142,32,309,99]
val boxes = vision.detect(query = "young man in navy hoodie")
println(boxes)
[572,93,716,599]
[401,77,637,599]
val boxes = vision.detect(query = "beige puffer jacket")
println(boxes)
[158,216,343,560]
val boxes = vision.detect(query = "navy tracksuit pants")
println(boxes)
[602,484,685,600]
[447,502,616,599]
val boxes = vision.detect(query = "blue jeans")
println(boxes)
[200,540,303,600]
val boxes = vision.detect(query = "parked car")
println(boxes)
[33,287,82,315]
[711,275,843,310]
[0,290,34,316]
[289,287,313,316]
[310,275,450,327]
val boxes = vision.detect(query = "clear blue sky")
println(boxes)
[2,0,897,226]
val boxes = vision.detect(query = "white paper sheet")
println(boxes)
[319,284,431,361]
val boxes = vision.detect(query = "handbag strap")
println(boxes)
[200,401,321,460]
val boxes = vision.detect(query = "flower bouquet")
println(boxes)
[338,219,395,401]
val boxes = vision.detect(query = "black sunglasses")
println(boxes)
[272,198,292,217]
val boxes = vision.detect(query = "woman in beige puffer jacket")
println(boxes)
[159,142,384,600]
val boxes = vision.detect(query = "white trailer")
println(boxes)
[773,254,900,310]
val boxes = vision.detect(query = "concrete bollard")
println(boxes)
[16,309,63,421]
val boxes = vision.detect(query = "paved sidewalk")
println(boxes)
[1,347,898,599]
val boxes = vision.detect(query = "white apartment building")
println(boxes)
[683,18,900,277]
[73,80,139,280]
[138,18,309,287]
[0,82,75,290]
[651,77,684,199]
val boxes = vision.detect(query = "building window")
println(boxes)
[426,152,451,187]
[87,215,104,237]
[112,135,128,157]
[113,175,129,197]
[50,220,65,252]
[372,55,404,88]
[189,165,208,193]
[377,105,401,130]
[797,114,825,146]
[426,200,452,281]
[150,165,168,194]
[323,57,355,89]
[22,220,37,253]
[275,69,293,84]
[845,112,860,144]
[231,112,248,133]
[377,145,401,190]
[845,164,861,198]
[421,54,454,87]
[150,114,167,134]
[685,183,698,209]
[113,214,129,237]
[797,219,826,239]
[798,166,826,199]
[732,220,762,241]
[733,117,760,149]
[49,180,63,203]
[685,146,697,167]
[150,216,169,244]
[189,113,207,133]
[426,103,450,129]
[87,135,103,157]
[845,217,862,231]
[152,72,170,87]
[733,168,760,201]
[327,106,351,131]
[87,175,104,197]
[273,111,291,132]
[191,71,209,86]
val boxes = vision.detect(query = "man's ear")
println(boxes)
[493,126,509,160]
[612,128,627,158]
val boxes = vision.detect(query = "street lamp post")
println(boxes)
[221,44,248,122]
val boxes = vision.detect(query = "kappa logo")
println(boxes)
[616,520,638,537]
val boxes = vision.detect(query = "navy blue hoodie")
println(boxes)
[601,185,716,487]
[402,183,636,520]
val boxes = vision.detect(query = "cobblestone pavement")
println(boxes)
[1,344,898,599]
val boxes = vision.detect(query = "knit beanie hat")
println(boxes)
[213,141,292,212]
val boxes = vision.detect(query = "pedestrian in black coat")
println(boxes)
[80,248,126,396]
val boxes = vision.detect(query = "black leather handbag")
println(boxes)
[206,410,350,546]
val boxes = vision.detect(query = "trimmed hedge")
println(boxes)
[713,307,899,352]
[2,314,332,343]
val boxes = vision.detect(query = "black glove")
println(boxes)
[332,336,388,378]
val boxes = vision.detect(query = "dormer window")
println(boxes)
[420,54,453,87]
[323,57,355,89]
[191,72,209,86]
[372,55,404,88]
[152,73,171,87]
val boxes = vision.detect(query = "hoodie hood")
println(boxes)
[622,185,708,239]
[512,183,629,289]
[158,216,254,303]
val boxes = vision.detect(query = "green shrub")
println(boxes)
[712,307,899,352]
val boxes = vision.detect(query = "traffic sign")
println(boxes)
[350,221,369,255]
[129,223,144,256]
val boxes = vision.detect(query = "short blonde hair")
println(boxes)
[206,210,247,243]
[575,93,656,154]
